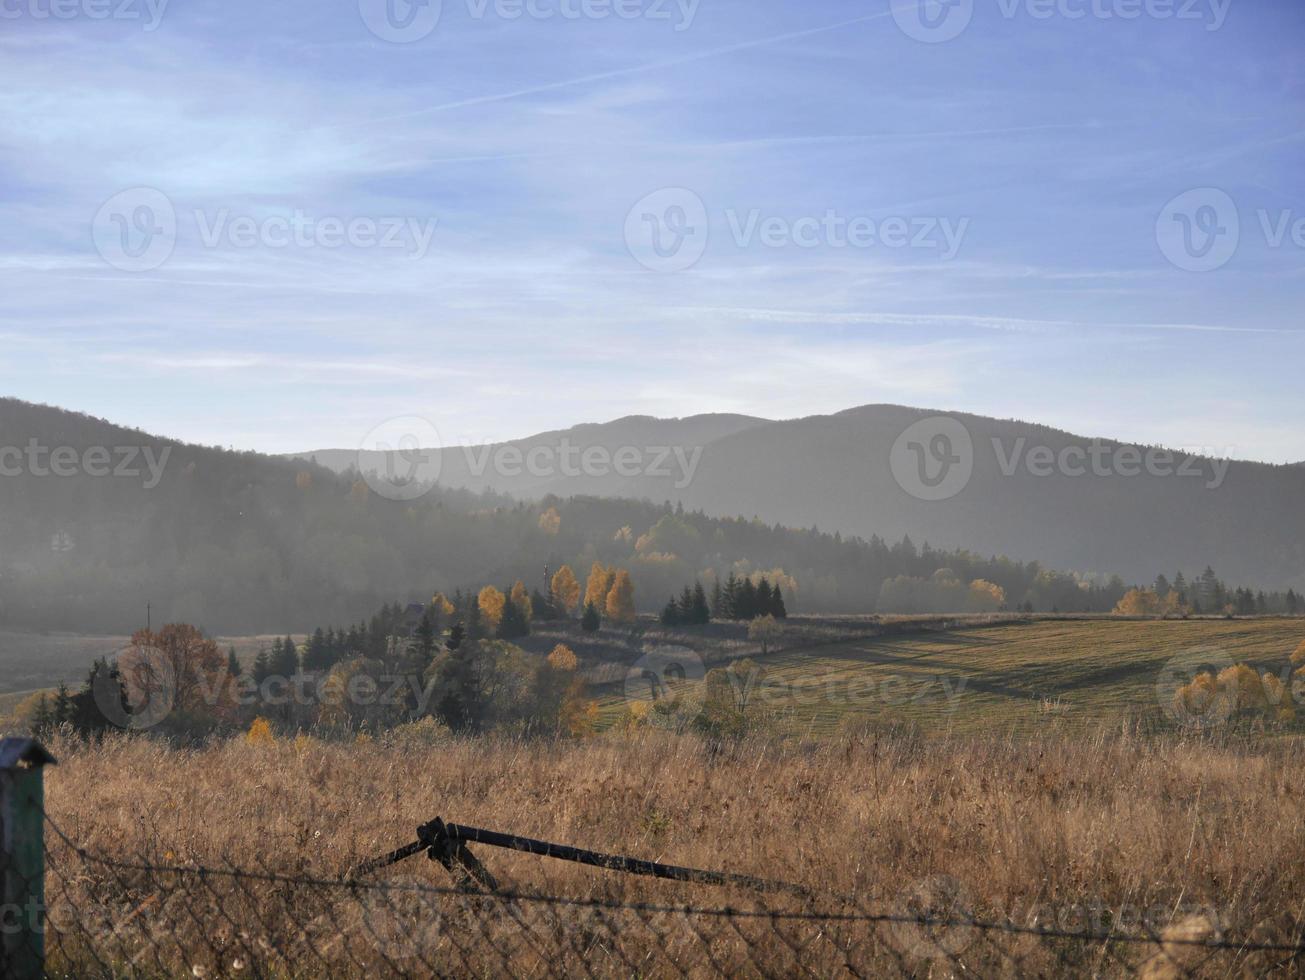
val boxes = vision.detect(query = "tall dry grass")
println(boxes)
[36,727,1305,977]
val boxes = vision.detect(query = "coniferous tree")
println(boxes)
[412,611,436,664]
[723,573,740,620]
[252,647,273,686]
[31,694,53,734]
[581,600,601,633]
[660,596,681,627]
[496,593,530,639]
[227,647,242,676]
[690,581,711,624]
[736,579,758,620]
[710,580,724,618]
[678,585,695,622]
[54,682,74,726]
[531,588,554,621]
[273,636,299,678]
[446,621,466,652]
[770,585,788,619]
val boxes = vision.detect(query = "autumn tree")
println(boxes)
[120,623,229,728]
[605,569,636,623]
[478,585,507,631]
[509,580,533,622]
[585,562,616,613]
[538,506,561,535]
[748,614,783,655]
[550,565,581,616]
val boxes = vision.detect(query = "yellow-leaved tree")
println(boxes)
[510,580,533,621]
[431,592,456,619]
[538,506,561,535]
[605,569,636,623]
[478,585,506,631]
[551,565,581,616]
[1115,588,1185,617]
[585,562,616,612]
[748,614,782,655]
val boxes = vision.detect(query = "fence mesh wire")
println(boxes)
[22,813,1303,979]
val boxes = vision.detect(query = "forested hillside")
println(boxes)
[307,405,1305,591]
[1,399,1130,634]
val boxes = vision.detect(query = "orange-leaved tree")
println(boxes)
[550,565,581,615]
[478,585,506,631]
[121,623,230,726]
[605,569,636,623]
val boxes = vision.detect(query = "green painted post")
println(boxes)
[0,739,56,980]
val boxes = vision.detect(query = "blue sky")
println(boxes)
[1,0,1302,459]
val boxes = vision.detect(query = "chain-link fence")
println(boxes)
[25,812,1303,979]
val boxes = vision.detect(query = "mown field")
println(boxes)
[590,617,1305,736]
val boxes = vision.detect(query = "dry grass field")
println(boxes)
[35,726,1305,977]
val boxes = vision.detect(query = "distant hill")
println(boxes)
[299,405,1305,591]
[2,399,1119,635]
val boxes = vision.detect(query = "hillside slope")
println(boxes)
[1,399,1109,634]
[302,405,1305,590]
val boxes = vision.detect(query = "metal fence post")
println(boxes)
[0,739,56,980]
